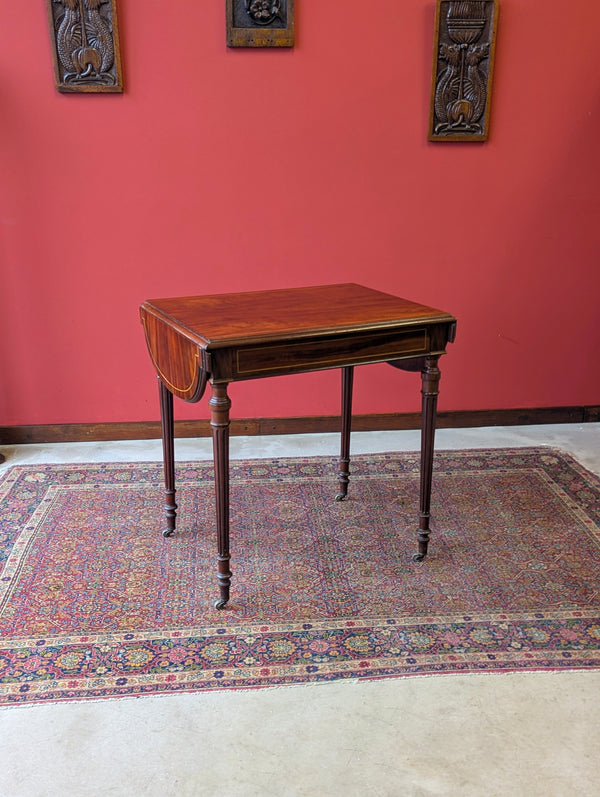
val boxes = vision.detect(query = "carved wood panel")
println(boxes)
[46,0,123,93]
[428,1,498,142]
[226,0,295,47]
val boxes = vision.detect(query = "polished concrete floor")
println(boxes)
[1,424,599,797]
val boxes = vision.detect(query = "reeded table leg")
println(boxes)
[336,366,354,501]
[210,382,232,609]
[158,378,177,538]
[414,355,441,562]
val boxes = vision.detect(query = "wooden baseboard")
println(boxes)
[0,406,598,445]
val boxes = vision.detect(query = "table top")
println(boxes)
[140,284,456,399]
[141,283,456,348]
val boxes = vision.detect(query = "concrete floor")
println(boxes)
[1,424,599,797]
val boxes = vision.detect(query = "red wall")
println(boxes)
[2,2,599,427]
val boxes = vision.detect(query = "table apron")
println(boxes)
[216,327,432,380]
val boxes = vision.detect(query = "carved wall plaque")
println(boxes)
[428,1,498,142]
[46,0,123,93]
[227,0,295,48]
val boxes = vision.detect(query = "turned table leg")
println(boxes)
[336,366,354,501]
[210,382,232,609]
[414,355,441,562]
[158,379,177,538]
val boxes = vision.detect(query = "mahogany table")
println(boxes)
[140,284,456,609]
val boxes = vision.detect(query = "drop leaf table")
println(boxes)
[140,284,456,609]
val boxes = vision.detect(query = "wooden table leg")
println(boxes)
[336,365,354,501]
[414,355,441,562]
[158,378,177,538]
[209,382,232,609]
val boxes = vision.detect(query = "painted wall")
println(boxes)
[1,2,599,427]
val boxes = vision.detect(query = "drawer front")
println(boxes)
[234,329,429,378]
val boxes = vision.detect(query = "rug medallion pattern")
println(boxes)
[0,448,599,704]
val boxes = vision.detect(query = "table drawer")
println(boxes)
[234,328,429,377]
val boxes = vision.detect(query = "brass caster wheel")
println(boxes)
[162,529,175,538]
[412,553,425,562]
[335,493,347,502]
[214,598,228,610]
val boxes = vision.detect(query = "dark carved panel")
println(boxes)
[428,1,498,142]
[227,0,295,48]
[46,0,123,93]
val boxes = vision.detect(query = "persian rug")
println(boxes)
[1,448,599,706]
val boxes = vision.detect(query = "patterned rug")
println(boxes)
[1,448,599,705]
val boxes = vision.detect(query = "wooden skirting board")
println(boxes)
[1,406,598,445]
